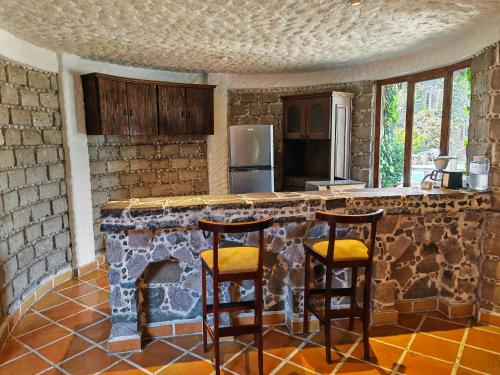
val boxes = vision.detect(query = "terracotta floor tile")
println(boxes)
[192,340,245,363]
[263,329,303,358]
[310,326,359,354]
[17,323,71,349]
[465,327,500,353]
[0,352,51,375]
[225,347,282,375]
[409,333,460,362]
[419,316,467,342]
[397,313,424,331]
[58,308,107,331]
[455,366,485,375]
[79,269,108,281]
[128,340,183,372]
[158,354,214,375]
[459,345,500,374]
[93,301,111,315]
[31,293,69,311]
[40,367,65,374]
[60,346,119,375]
[54,278,82,291]
[289,342,342,374]
[369,325,413,348]
[235,333,257,345]
[0,339,30,363]
[100,360,148,374]
[38,335,92,363]
[350,339,402,371]
[337,358,390,374]
[164,334,202,350]
[40,300,87,321]
[58,283,99,298]
[470,322,500,335]
[86,275,110,288]
[331,318,363,334]
[74,289,109,307]
[79,318,112,343]
[11,313,51,336]
[275,362,316,374]
[399,351,454,374]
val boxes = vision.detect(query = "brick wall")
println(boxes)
[228,81,374,190]
[471,42,500,315]
[88,135,208,254]
[0,58,71,323]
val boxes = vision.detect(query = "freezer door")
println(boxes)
[229,125,273,167]
[230,169,274,194]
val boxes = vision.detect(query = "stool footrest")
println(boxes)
[219,324,258,337]
[305,302,364,324]
[206,300,256,314]
[309,287,352,297]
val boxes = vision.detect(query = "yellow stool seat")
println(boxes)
[200,246,259,274]
[309,239,368,261]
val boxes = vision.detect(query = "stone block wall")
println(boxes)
[471,42,500,314]
[228,81,375,189]
[88,135,208,254]
[0,57,71,324]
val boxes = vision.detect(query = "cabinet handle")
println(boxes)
[122,108,127,116]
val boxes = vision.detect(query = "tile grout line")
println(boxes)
[268,330,318,375]
[390,312,427,374]
[451,318,472,375]
[12,336,71,375]
[330,335,363,374]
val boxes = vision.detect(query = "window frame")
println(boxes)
[373,59,471,187]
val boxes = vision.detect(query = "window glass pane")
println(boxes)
[411,78,444,186]
[449,68,471,171]
[287,105,301,133]
[310,103,324,133]
[380,82,407,187]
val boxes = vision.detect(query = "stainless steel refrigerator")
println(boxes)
[229,125,274,194]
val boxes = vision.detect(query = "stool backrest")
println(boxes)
[198,217,273,275]
[315,209,384,263]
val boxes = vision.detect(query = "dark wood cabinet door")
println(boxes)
[283,99,306,139]
[98,78,129,135]
[127,83,158,135]
[158,86,186,134]
[306,96,331,139]
[185,87,214,135]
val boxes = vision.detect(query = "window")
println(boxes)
[374,60,471,187]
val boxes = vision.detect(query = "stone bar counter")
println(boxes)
[100,188,490,350]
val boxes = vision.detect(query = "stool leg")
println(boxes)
[362,266,372,361]
[202,262,208,352]
[325,265,333,364]
[303,251,310,334]
[256,276,264,375]
[213,277,221,374]
[349,267,358,331]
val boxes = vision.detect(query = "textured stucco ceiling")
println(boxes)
[0,0,499,73]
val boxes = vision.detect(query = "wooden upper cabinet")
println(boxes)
[127,82,158,135]
[185,87,214,135]
[306,96,331,139]
[282,93,332,140]
[81,73,215,135]
[158,86,186,134]
[158,86,214,135]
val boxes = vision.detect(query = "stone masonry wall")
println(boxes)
[0,58,71,325]
[228,82,375,190]
[471,42,500,314]
[88,135,208,254]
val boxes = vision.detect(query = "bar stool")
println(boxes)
[303,209,384,362]
[198,217,273,375]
